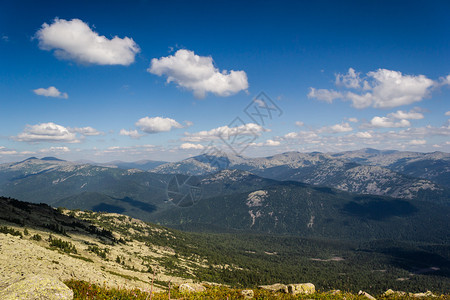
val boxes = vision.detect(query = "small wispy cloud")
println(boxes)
[33,86,68,99]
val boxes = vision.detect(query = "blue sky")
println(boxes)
[0,0,449,163]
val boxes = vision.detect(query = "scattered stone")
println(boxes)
[358,290,376,300]
[327,289,342,295]
[258,283,288,293]
[288,283,315,295]
[382,289,406,297]
[0,274,73,300]
[240,289,254,298]
[410,291,437,298]
[178,283,206,293]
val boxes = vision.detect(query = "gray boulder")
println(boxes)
[258,283,288,293]
[288,283,315,295]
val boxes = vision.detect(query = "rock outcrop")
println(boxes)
[411,291,437,298]
[259,283,316,295]
[258,283,288,293]
[287,283,315,295]
[382,289,406,297]
[358,290,376,300]
[178,283,206,293]
[0,274,73,300]
[240,289,254,298]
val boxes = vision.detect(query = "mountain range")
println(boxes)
[0,149,449,242]
[152,148,450,201]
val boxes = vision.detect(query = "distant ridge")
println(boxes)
[41,157,65,161]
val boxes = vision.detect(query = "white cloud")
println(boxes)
[180,143,205,150]
[274,123,450,153]
[311,68,436,109]
[439,75,450,86]
[388,109,424,120]
[295,121,304,127]
[345,91,373,109]
[15,122,79,143]
[365,69,434,108]
[119,129,142,139]
[35,18,140,65]
[39,146,70,153]
[445,111,450,116]
[283,130,318,141]
[135,116,183,134]
[367,116,411,128]
[409,139,426,145]
[265,139,280,146]
[355,131,372,138]
[335,68,361,89]
[148,49,248,98]
[348,118,358,123]
[70,126,102,136]
[307,88,342,103]
[183,123,268,142]
[101,144,157,155]
[33,86,68,99]
[328,122,353,133]
[0,147,18,155]
[318,122,353,133]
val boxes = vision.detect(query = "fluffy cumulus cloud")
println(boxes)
[310,68,438,108]
[355,131,372,139]
[35,18,140,65]
[367,116,411,128]
[180,143,205,150]
[265,139,280,146]
[307,88,342,103]
[440,75,450,86]
[363,108,426,129]
[445,111,450,116]
[135,117,183,134]
[70,126,103,136]
[15,122,79,143]
[335,67,361,89]
[119,129,142,139]
[183,123,268,142]
[33,86,68,99]
[387,109,424,120]
[327,122,353,133]
[148,49,248,98]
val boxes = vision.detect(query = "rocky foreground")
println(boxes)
[0,197,448,299]
[0,273,446,299]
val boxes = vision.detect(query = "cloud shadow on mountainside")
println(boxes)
[116,196,157,213]
[342,198,418,220]
[92,203,126,214]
